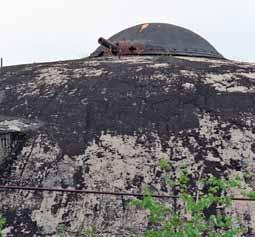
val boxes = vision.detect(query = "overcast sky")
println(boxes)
[0,0,254,66]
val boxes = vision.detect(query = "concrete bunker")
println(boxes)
[0,23,255,236]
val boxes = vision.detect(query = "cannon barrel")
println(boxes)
[98,37,118,54]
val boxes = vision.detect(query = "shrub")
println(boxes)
[131,159,253,237]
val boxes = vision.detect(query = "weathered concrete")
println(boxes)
[0,55,255,236]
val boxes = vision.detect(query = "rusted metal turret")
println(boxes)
[92,23,224,58]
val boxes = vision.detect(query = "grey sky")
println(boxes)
[1,0,254,66]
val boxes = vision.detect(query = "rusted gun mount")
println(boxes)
[98,37,145,56]
[98,37,119,55]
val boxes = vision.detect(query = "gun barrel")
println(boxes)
[98,37,118,54]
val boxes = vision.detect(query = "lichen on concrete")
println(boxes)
[0,55,255,236]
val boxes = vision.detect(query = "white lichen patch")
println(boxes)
[82,133,167,193]
[204,72,255,93]
[0,120,23,132]
[15,65,108,98]
[1,226,14,236]
[16,66,70,98]
[238,72,255,79]
[0,119,40,132]
[166,135,198,172]
[149,72,178,92]
[176,56,229,64]
[31,192,148,237]
[198,113,255,164]
[72,67,107,78]
[180,70,198,78]
[17,133,61,185]
[234,61,255,69]
[82,60,101,67]
[16,81,40,98]
[148,63,169,69]
[151,72,171,82]
[36,67,69,86]
[197,112,255,228]
[32,192,65,234]
[182,82,196,91]
[136,66,143,72]
[98,56,153,65]
[198,113,220,140]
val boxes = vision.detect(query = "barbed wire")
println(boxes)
[0,184,255,202]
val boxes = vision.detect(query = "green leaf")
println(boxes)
[245,191,255,199]
[159,159,170,170]
[130,165,247,237]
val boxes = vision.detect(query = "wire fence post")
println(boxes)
[0,58,3,68]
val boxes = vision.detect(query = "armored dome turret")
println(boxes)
[91,23,224,59]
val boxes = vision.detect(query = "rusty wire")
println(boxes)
[0,185,255,202]
[0,185,174,199]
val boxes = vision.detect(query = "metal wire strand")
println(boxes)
[0,185,254,201]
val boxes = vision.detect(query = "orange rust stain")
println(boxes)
[139,23,150,33]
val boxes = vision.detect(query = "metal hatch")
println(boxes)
[90,23,224,59]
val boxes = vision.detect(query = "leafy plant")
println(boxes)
[59,224,66,237]
[130,160,250,237]
[58,223,97,236]
[82,225,97,237]
[0,216,6,237]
